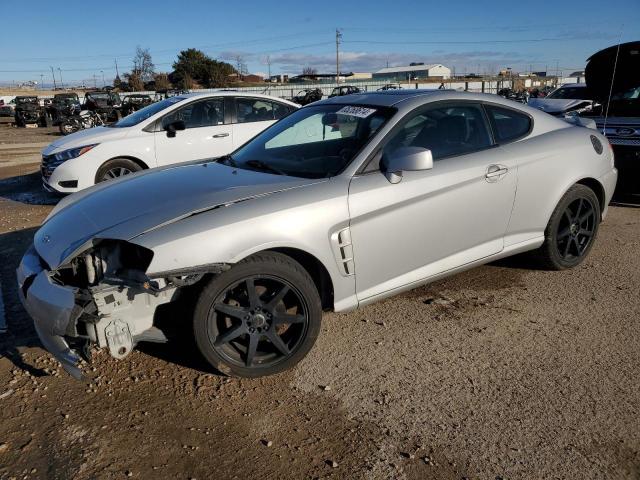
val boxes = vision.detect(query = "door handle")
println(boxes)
[485,164,508,182]
[212,132,229,138]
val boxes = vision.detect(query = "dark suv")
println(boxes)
[582,41,640,200]
[84,91,122,122]
[121,94,153,116]
[14,96,49,127]
[47,93,81,125]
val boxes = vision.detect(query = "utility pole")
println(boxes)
[50,66,57,90]
[58,68,64,89]
[335,28,342,84]
[115,59,120,79]
[39,74,44,90]
[93,74,97,89]
[101,70,105,87]
[266,55,271,81]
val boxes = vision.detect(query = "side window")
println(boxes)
[384,103,492,161]
[265,112,345,149]
[162,98,223,129]
[273,102,293,120]
[485,105,531,143]
[236,98,275,123]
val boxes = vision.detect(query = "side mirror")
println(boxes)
[382,146,433,184]
[164,119,186,138]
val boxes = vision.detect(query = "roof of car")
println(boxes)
[175,90,298,106]
[557,83,586,88]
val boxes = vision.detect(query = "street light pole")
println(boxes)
[58,68,64,89]
[50,66,57,90]
[335,28,342,84]
[101,70,105,87]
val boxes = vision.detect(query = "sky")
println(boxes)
[0,0,638,86]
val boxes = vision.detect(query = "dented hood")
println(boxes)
[527,98,592,114]
[34,161,320,269]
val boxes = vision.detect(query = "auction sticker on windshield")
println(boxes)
[337,106,377,118]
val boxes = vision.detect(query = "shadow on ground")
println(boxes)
[0,226,47,376]
[0,172,62,205]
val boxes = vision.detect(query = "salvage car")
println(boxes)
[292,88,323,106]
[47,93,81,125]
[329,85,362,97]
[528,83,595,116]
[121,94,153,116]
[83,91,122,123]
[14,96,49,127]
[581,41,640,198]
[40,92,298,193]
[18,90,617,379]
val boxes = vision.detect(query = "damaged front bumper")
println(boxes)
[17,244,84,379]
[17,241,184,379]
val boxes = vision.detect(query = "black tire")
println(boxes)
[95,158,142,183]
[532,184,601,270]
[59,119,79,135]
[193,252,322,377]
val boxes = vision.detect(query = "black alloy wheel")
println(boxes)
[555,197,597,261]
[193,252,322,377]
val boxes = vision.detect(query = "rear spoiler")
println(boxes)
[562,115,597,130]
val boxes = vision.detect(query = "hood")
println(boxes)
[42,126,129,155]
[586,41,640,103]
[527,98,592,114]
[34,162,322,269]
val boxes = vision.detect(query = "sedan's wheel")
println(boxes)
[193,252,322,377]
[95,158,142,184]
[532,184,601,270]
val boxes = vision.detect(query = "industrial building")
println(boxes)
[372,63,451,81]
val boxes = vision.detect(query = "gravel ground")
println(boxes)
[0,127,639,480]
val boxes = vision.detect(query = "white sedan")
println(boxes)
[40,92,298,193]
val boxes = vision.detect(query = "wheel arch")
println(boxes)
[263,247,335,311]
[105,155,149,171]
[575,177,606,214]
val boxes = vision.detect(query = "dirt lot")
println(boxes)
[0,123,639,480]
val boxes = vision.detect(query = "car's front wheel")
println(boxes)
[193,252,322,377]
[533,184,601,270]
[95,158,142,183]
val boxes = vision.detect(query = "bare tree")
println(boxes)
[133,46,155,82]
[302,66,318,76]
[234,55,248,80]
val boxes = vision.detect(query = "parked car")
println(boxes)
[40,92,298,193]
[328,85,362,97]
[83,91,122,123]
[292,88,323,106]
[0,98,15,118]
[528,83,595,116]
[121,94,153,116]
[377,83,402,91]
[14,96,49,127]
[154,89,189,102]
[19,90,617,379]
[580,41,640,199]
[46,93,81,126]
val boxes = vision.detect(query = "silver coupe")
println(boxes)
[17,90,618,378]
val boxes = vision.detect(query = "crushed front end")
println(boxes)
[17,239,194,379]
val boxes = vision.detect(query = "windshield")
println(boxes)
[547,86,590,100]
[110,96,185,128]
[222,104,394,178]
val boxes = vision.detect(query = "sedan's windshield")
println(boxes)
[547,86,590,100]
[110,97,185,128]
[223,104,394,178]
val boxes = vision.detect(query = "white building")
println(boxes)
[373,64,451,81]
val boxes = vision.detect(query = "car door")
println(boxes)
[231,98,291,149]
[347,102,518,301]
[154,97,231,167]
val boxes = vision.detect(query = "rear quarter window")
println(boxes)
[485,105,532,143]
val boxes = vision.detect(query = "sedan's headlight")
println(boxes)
[53,144,98,162]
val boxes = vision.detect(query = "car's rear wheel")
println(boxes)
[193,252,322,377]
[533,184,600,270]
[95,158,142,183]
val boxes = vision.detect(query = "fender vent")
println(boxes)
[331,228,355,277]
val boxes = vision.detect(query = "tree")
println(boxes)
[154,73,171,91]
[124,71,144,91]
[234,55,248,81]
[302,66,318,76]
[133,46,155,82]
[171,48,235,89]
[113,75,123,90]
